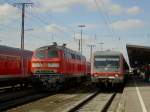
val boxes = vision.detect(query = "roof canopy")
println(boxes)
[126,44,150,68]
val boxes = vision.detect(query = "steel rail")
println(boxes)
[65,92,116,112]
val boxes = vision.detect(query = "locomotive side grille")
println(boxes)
[34,69,57,74]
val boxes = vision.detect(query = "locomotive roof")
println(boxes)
[37,45,84,57]
[94,50,121,56]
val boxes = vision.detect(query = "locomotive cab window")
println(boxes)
[35,50,45,59]
[47,50,58,58]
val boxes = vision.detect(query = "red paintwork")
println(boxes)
[92,72,120,77]
[0,46,32,79]
[31,45,90,77]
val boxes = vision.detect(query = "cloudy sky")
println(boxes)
[0,0,149,60]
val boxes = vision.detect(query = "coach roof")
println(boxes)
[0,45,32,56]
[94,50,121,56]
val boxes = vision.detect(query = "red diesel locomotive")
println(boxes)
[0,45,32,87]
[31,43,90,90]
[91,51,129,87]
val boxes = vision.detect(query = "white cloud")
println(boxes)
[86,24,97,29]
[0,3,18,21]
[32,0,124,15]
[127,6,142,15]
[33,0,83,13]
[110,19,144,30]
[96,2,143,16]
[109,4,123,15]
[45,24,67,32]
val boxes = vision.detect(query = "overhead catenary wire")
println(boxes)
[0,24,19,31]
[26,5,86,42]
[0,14,21,30]
[24,13,83,46]
[93,0,116,39]
[26,11,74,38]
[94,0,122,51]
[100,0,119,38]
[26,11,50,25]
[23,11,81,50]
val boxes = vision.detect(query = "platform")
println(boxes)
[118,77,150,112]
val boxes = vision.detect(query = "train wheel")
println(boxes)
[96,82,103,89]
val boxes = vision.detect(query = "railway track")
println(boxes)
[3,84,121,112]
[1,83,91,111]
[0,89,53,111]
[65,91,117,112]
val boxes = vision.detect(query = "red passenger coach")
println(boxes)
[91,51,129,87]
[31,43,90,90]
[0,45,32,87]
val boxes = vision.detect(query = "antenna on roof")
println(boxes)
[53,42,57,46]
[106,49,111,51]
[62,43,67,47]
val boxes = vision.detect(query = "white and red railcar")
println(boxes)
[91,51,129,86]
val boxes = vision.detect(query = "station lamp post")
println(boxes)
[78,25,86,54]
[87,44,95,62]
[74,32,81,52]
[98,42,104,51]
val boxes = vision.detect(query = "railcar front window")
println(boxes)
[48,50,58,58]
[94,57,119,71]
[35,51,45,59]
[95,58,119,67]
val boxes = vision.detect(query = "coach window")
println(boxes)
[71,54,73,59]
[68,53,72,59]
[75,55,77,60]
[71,54,76,59]
[48,50,58,58]
[73,54,76,59]
[77,55,80,60]
[76,55,78,60]
[79,56,81,60]
[64,52,66,58]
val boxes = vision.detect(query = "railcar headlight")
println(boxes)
[48,63,59,67]
[32,63,42,67]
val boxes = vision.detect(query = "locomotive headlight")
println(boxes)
[32,63,42,67]
[115,74,119,77]
[48,63,59,67]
